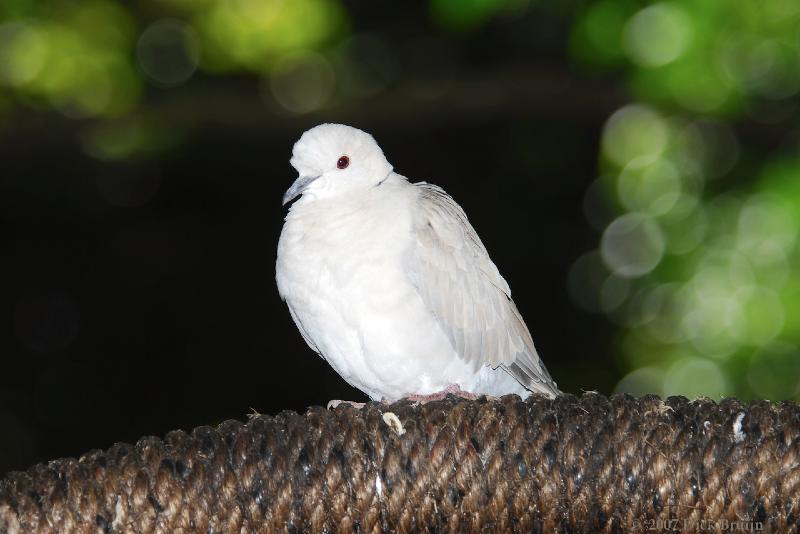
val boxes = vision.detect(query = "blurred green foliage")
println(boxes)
[0,0,140,117]
[0,0,345,119]
[189,0,345,72]
[570,0,800,401]
[1,0,798,400]
[571,0,800,113]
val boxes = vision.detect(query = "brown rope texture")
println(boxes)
[1,393,799,533]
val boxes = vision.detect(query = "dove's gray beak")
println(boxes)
[282,175,319,206]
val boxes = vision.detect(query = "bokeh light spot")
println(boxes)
[745,39,800,100]
[600,274,630,312]
[269,50,335,114]
[622,3,692,68]
[621,285,666,328]
[582,175,619,231]
[737,194,798,255]
[682,272,743,358]
[334,34,396,99]
[690,120,740,179]
[569,0,630,66]
[734,286,785,345]
[137,19,200,88]
[53,58,114,118]
[0,22,48,87]
[643,283,690,343]
[602,104,668,167]
[601,213,665,277]
[663,358,728,399]
[668,62,730,113]
[617,156,682,215]
[614,366,664,396]
[567,251,608,313]
[746,241,790,289]
[660,204,707,254]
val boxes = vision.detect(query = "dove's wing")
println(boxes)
[406,183,559,397]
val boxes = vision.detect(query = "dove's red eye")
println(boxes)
[337,155,350,169]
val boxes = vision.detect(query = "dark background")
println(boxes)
[3,0,799,477]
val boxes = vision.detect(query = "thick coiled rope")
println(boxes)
[1,393,799,533]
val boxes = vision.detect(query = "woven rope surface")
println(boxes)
[1,393,799,533]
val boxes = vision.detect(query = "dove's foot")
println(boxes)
[327,399,366,410]
[329,384,479,409]
[404,384,478,403]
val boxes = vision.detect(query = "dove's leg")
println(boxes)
[327,399,367,410]
[328,385,479,409]
[404,384,478,403]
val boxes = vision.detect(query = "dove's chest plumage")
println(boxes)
[276,182,474,400]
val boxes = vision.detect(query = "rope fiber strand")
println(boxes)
[1,393,799,532]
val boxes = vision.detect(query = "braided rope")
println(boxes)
[1,393,799,533]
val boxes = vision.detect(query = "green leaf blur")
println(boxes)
[571,0,800,401]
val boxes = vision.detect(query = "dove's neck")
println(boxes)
[281,173,413,249]
[287,172,406,214]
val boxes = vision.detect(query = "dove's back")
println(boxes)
[276,173,558,401]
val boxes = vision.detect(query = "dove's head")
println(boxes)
[283,124,393,205]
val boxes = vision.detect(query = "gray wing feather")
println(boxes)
[407,183,559,397]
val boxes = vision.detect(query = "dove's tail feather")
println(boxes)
[503,299,560,398]
[506,361,561,398]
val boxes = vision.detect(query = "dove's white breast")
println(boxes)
[276,175,521,400]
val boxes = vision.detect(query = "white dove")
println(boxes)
[276,124,559,402]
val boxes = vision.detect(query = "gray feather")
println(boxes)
[406,182,559,397]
